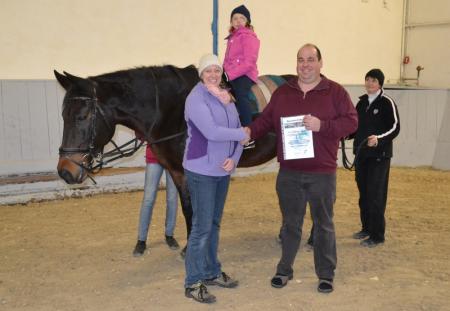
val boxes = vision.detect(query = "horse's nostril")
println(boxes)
[58,169,76,184]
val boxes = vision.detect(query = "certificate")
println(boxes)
[280,115,314,160]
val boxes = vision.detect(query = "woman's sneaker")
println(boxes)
[204,272,239,288]
[185,282,216,304]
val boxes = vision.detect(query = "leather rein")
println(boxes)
[341,137,368,170]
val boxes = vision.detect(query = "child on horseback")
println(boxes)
[223,4,260,149]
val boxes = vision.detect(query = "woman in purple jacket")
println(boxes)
[223,5,260,148]
[183,54,249,304]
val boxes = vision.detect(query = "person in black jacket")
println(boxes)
[351,69,400,248]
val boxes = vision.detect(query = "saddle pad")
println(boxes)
[248,75,288,114]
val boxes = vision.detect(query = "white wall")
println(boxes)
[0,0,403,84]
[218,0,403,84]
[0,0,212,79]
[402,0,450,88]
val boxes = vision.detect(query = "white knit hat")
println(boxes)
[198,54,222,77]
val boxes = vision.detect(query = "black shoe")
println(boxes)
[165,235,180,250]
[243,140,255,149]
[318,278,334,293]
[204,272,239,288]
[132,240,146,257]
[270,274,293,288]
[360,238,384,248]
[185,282,216,304]
[352,230,370,240]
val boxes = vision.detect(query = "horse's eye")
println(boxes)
[75,111,90,122]
[76,115,88,121]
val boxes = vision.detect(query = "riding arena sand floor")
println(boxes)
[1,167,449,311]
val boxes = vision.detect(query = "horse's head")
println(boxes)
[54,70,115,184]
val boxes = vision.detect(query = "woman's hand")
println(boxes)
[367,135,378,147]
[222,158,235,172]
[240,127,251,145]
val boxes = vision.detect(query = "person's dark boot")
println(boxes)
[133,240,146,257]
[165,235,180,250]
[352,230,370,239]
[360,238,384,248]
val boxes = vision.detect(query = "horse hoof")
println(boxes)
[180,246,187,259]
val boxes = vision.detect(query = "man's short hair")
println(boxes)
[299,43,322,61]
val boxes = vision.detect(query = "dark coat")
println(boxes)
[352,89,400,158]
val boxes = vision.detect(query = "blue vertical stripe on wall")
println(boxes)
[212,0,218,55]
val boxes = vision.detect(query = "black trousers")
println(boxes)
[355,157,391,242]
[276,168,337,280]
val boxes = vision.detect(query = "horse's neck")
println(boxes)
[104,95,155,136]
[109,94,185,143]
[99,65,197,140]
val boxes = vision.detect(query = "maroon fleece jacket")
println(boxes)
[249,75,358,173]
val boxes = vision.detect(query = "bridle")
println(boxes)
[59,95,105,157]
[58,77,185,184]
[58,93,145,184]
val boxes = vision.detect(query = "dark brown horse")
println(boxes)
[54,65,291,247]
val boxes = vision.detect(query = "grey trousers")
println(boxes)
[275,168,337,280]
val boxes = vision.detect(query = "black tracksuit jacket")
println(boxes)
[352,89,400,158]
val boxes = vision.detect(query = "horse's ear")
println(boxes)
[62,71,95,92]
[63,71,83,82]
[54,70,72,90]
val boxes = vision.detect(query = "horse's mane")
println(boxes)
[87,65,199,103]
[90,65,197,83]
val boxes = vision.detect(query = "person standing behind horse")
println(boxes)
[350,69,400,248]
[183,54,249,304]
[223,4,260,149]
[247,44,358,293]
[132,145,179,256]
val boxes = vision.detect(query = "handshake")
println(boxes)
[240,127,251,145]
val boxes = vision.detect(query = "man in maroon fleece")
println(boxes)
[247,43,358,293]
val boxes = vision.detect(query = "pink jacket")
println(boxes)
[223,26,260,82]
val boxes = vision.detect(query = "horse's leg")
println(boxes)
[169,170,192,258]
[177,176,192,238]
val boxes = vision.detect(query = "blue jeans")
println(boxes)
[184,170,230,287]
[137,163,178,241]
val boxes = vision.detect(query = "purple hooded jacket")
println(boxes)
[183,82,246,176]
